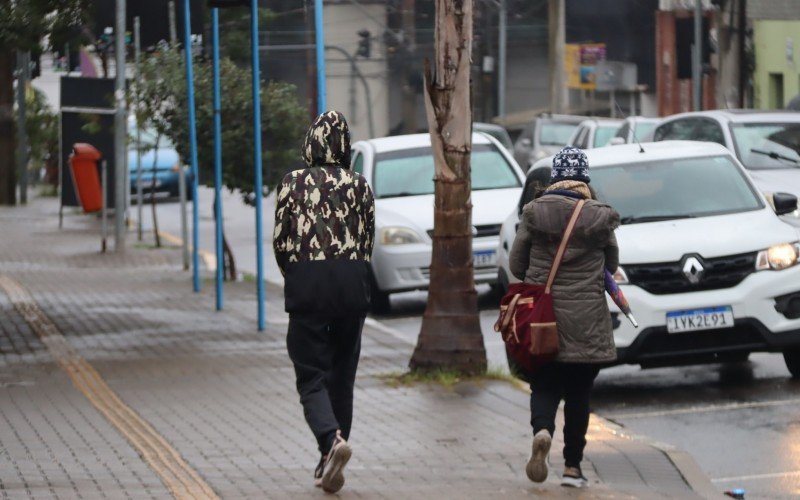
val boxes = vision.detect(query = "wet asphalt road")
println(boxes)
[376,289,800,500]
[148,191,800,498]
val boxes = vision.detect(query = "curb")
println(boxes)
[592,415,722,499]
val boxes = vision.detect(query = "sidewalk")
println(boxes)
[0,196,721,499]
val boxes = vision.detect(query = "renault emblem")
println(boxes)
[682,256,704,285]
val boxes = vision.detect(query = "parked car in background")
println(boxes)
[474,122,513,152]
[566,118,623,149]
[652,110,800,219]
[128,125,194,201]
[498,141,800,377]
[512,114,588,170]
[609,116,661,145]
[351,132,524,313]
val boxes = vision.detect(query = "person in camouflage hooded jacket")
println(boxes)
[273,111,374,493]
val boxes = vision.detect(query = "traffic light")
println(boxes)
[356,30,371,58]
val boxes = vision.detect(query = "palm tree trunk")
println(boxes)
[410,0,486,374]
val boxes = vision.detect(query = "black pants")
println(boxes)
[529,362,600,469]
[287,314,364,455]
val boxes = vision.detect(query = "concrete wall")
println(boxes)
[748,0,800,20]
[753,20,800,109]
[324,3,390,141]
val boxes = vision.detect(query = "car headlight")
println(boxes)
[612,266,629,284]
[756,242,800,270]
[380,227,424,245]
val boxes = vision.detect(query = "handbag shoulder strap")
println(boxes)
[545,199,586,294]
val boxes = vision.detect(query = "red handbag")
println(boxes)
[494,199,585,373]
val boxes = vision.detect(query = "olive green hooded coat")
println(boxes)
[509,193,620,363]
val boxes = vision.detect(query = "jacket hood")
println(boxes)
[301,110,352,168]
[525,195,620,242]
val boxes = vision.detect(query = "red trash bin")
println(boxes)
[69,143,103,213]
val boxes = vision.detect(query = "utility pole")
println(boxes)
[15,51,29,205]
[304,0,317,120]
[548,0,567,114]
[693,0,703,111]
[114,0,127,253]
[169,1,178,46]
[401,0,417,133]
[498,0,507,120]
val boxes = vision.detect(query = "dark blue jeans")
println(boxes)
[287,314,364,454]
[529,362,600,469]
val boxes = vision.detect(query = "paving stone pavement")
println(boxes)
[0,198,721,499]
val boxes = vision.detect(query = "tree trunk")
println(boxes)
[410,0,486,374]
[222,233,236,281]
[0,50,17,205]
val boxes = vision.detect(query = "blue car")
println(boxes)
[128,126,194,200]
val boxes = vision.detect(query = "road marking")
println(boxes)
[712,470,800,483]
[0,275,219,500]
[157,231,217,271]
[603,397,800,420]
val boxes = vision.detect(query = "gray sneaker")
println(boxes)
[320,431,352,493]
[526,429,551,483]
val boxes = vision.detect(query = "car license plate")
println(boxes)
[473,250,496,267]
[666,306,734,334]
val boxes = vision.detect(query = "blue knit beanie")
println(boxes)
[551,146,590,184]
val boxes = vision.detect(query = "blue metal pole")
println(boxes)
[314,0,327,113]
[251,0,266,331]
[183,0,201,293]
[212,8,224,311]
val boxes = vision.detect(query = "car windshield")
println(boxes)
[591,155,763,223]
[373,144,520,199]
[539,122,579,146]
[730,123,800,169]
[593,125,621,148]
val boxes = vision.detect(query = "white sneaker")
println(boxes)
[561,466,588,488]
[320,431,352,493]
[526,429,551,483]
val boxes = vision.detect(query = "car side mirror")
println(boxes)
[519,138,532,148]
[773,192,798,215]
[608,137,625,146]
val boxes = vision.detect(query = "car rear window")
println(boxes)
[539,122,579,146]
[373,144,520,199]
[591,155,763,223]
[594,125,621,148]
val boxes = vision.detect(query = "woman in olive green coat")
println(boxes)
[509,146,620,488]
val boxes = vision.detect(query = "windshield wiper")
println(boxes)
[621,214,696,224]
[750,148,800,165]
[379,192,423,199]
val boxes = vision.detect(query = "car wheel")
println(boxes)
[369,273,391,315]
[783,349,800,378]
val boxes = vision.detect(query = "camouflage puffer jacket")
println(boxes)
[273,111,375,315]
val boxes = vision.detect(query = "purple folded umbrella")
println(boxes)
[604,269,638,328]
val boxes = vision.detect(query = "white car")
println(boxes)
[497,141,800,376]
[609,116,661,145]
[566,118,623,150]
[652,110,800,220]
[351,133,525,312]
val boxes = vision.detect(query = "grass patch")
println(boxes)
[378,366,517,389]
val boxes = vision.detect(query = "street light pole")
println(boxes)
[212,8,225,311]
[314,0,327,113]
[134,17,143,242]
[183,0,201,292]
[114,0,127,253]
[498,0,507,120]
[250,0,266,330]
[693,0,703,111]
